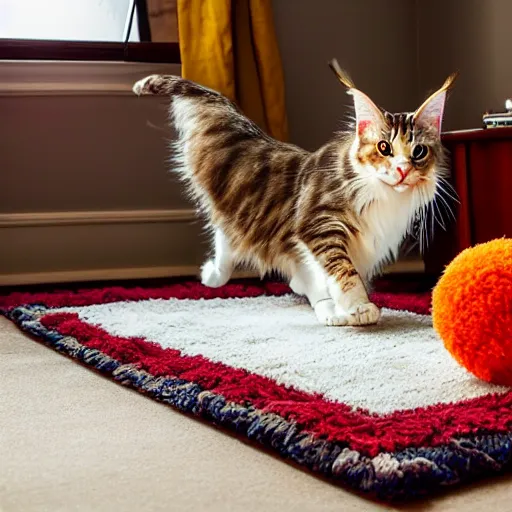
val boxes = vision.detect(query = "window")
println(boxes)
[0,0,180,63]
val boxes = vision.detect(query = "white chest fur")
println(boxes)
[349,184,416,279]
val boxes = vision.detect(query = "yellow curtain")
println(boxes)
[177,0,289,142]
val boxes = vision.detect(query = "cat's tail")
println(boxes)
[133,74,175,96]
[132,73,259,131]
[133,74,267,148]
[133,74,237,109]
[133,74,193,96]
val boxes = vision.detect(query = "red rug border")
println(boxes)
[0,280,433,315]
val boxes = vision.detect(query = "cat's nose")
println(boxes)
[396,166,411,183]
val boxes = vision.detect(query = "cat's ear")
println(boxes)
[328,58,385,137]
[414,72,458,134]
[349,89,386,138]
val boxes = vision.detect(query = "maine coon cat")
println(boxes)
[133,60,456,327]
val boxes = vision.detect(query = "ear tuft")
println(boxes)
[414,72,458,133]
[328,58,356,89]
[442,72,459,91]
[329,58,385,137]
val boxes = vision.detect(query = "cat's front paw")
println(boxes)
[344,302,381,326]
[314,299,349,326]
[201,260,230,288]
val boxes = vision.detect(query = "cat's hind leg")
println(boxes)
[201,227,234,288]
[290,260,349,326]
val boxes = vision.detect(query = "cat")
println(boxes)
[133,59,456,327]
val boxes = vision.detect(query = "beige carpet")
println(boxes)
[1,315,511,512]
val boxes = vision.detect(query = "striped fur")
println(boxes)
[133,70,454,326]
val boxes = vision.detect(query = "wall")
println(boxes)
[272,0,419,151]
[0,62,210,285]
[417,0,512,131]
[273,0,512,142]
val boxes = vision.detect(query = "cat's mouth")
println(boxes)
[393,183,410,193]
[376,173,413,192]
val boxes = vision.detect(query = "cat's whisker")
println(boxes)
[420,196,430,253]
[417,189,434,252]
[436,177,460,203]
[432,197,447,231]
[436,183,459,206]
[434,190,456,221]
[410,186,427,253]
[430,201,436,244]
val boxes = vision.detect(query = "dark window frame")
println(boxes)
[0,39,180,63]
[0,0,180,64]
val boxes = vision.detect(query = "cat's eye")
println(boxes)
[412,144,429,161]
[376,140,392,156]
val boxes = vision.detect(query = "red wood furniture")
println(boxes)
[424,127,512,276]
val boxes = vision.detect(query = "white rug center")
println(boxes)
[61,295,506,414]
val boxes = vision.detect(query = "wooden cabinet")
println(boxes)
[424,127,512,276]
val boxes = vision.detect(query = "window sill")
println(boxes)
[0,60,181,96]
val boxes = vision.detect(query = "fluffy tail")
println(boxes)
[133,74,185,96]
[133,74,266,140]
[133,74,236,107]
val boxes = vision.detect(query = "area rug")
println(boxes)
[1,280,512,501]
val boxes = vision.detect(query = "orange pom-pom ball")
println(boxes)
[432,238,512,386]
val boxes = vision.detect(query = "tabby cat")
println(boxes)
[133,60,456,327]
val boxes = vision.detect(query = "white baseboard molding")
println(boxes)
[0,209,197,227]
[0,207,424,286]
[0,260,423,287]
[384,259,425,274]
[0,61,181,97]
